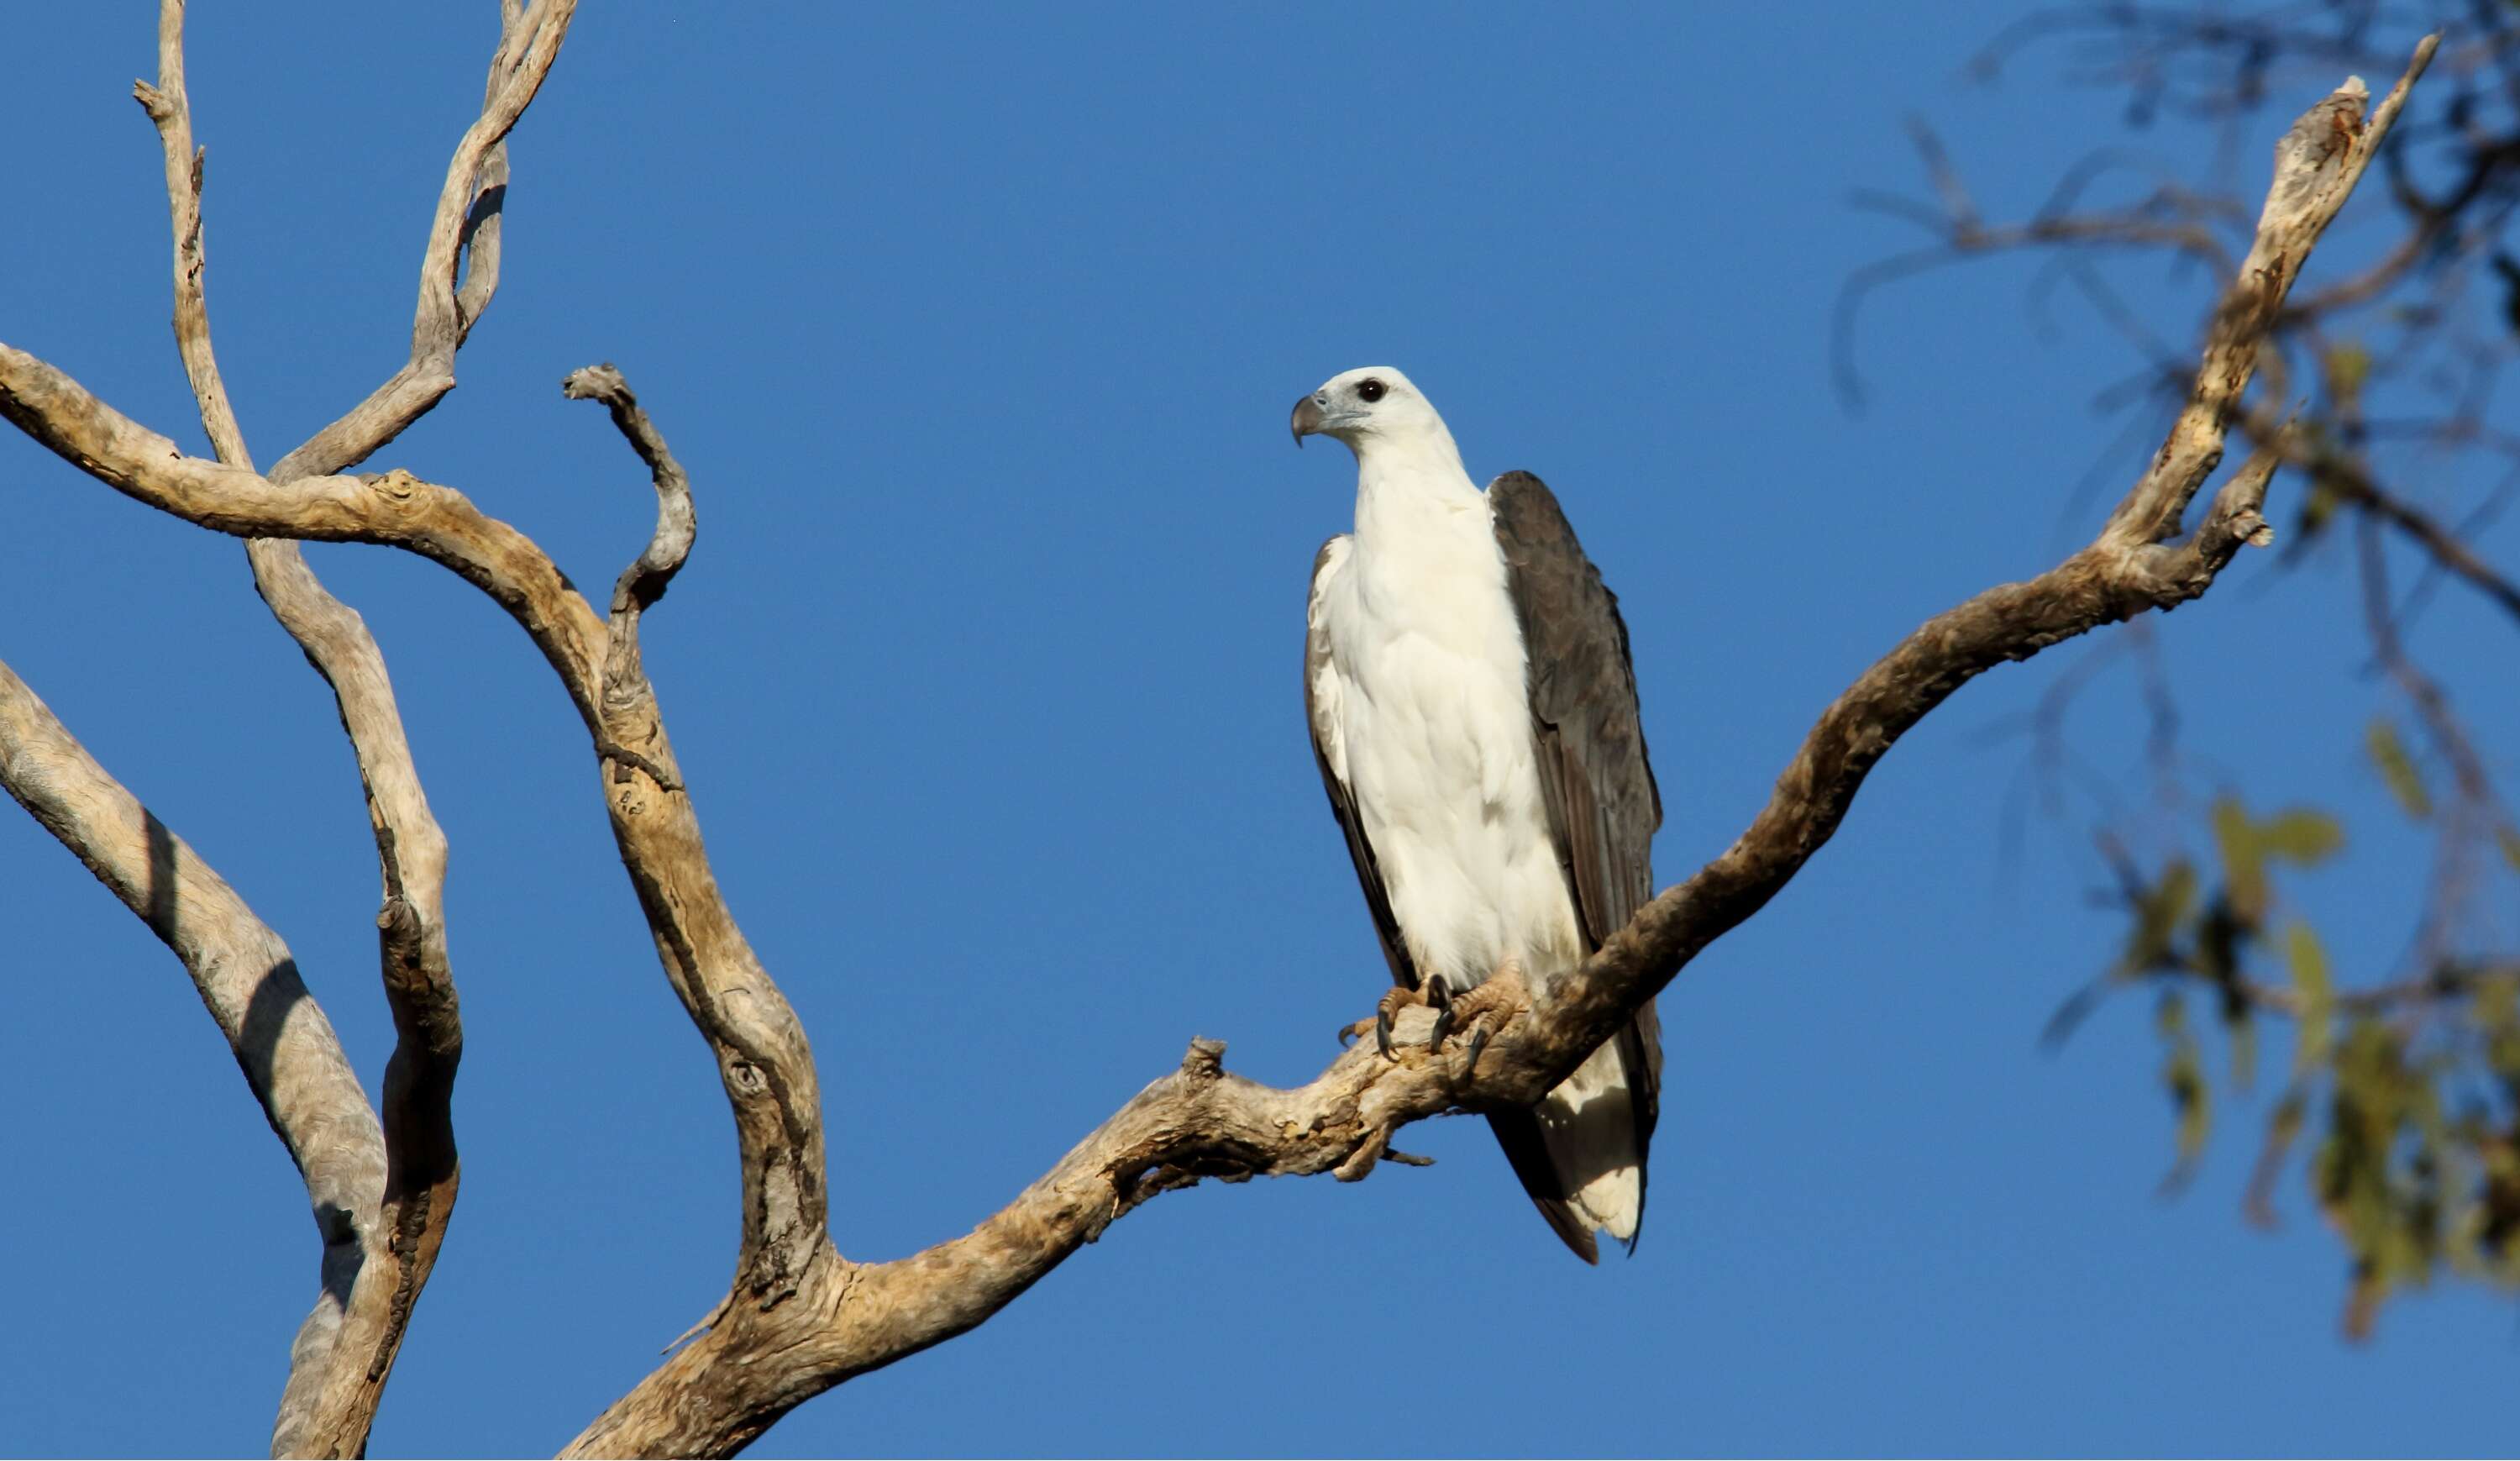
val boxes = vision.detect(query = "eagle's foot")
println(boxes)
[1441,960,1531,1076]
[1337,985,1436,1060]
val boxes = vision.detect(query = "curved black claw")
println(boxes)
[1464,1025,1490,1074]
[1374,1005,1395,1059]
[1425,979,1457,1050]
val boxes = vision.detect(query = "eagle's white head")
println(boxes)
[1289,366,1460,465]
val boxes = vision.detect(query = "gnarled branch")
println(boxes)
[125,3,568,1448]
[564,362,696,792]
[0,323,829,1322]
[0,659,387,1444]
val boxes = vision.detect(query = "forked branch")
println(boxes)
[265,0,575,485]
[118,2,563,1453]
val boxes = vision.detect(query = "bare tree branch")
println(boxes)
[2281,129,2520,322]
[1834,213,2234,407]
[563,362,696,791]
[265,0,575,486]
[1855,34,2520,638]
[0,658,387,1439]
[2235,402,2520,628]
[2355,512,2505,969]
[128,4,489,1449]
[0,338,827,1443]
[0,34,2437,1459]
[127,4,243,468]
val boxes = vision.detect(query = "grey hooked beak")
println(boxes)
[1290,393,1326,447]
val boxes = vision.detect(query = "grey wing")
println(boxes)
[1488,470,1665,1185]
[1305,537,1419,992]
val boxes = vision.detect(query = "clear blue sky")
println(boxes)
[3,3,2512,1456]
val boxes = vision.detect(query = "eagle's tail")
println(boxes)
[1488,1017,1653,1264]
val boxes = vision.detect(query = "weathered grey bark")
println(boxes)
[0,31,2433,1456]
[15,3,568,1455]
[129,3,477,1447]
[0,659,387,1423]
[267,0,563,486]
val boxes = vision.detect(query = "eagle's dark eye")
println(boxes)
[1357,378,1388,403]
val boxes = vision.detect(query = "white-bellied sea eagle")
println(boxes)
[1294,365,1663,1263]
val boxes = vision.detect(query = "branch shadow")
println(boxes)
[144,808,370,1307]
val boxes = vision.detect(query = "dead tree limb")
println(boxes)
[267,0,571,485]
[564,363,696,792]
[0,660,388,1443]
[2230,402,2520,628]
[1840,34,2517,639]
[9,316,837,1362]
[0,34,2433,1457]
[106,2,565,1453]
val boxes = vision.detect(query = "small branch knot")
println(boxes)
[376,896,420,942]
[596,738,683,794]
[1179,1038,1226,1079]
[561,362,628,405]
[360,469,424,507]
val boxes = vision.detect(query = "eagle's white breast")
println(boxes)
[1310,475,1584,995]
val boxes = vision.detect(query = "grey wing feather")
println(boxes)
[1488,470,1666,1240]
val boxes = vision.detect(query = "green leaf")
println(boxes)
[2245,1087,2307,1227]
[2159,858,2198,928]
[2158,992,2210,1193]
[2259,807,2345,865]
[2479,974,2519,1032]
[2213,797,2267,925]
[2327,341,2373,398]
[2367,717,2433,820]
[2119,859,2197,975]
[2322,1017,2412,1339]
[2288,922,2334,1076]
[2480,975,2520,1090]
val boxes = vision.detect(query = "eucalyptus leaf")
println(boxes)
[2288,922,2334,1075]
[2258,807,2345,865]
[2367,717,2433,821]
[2213,796,2266,923]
